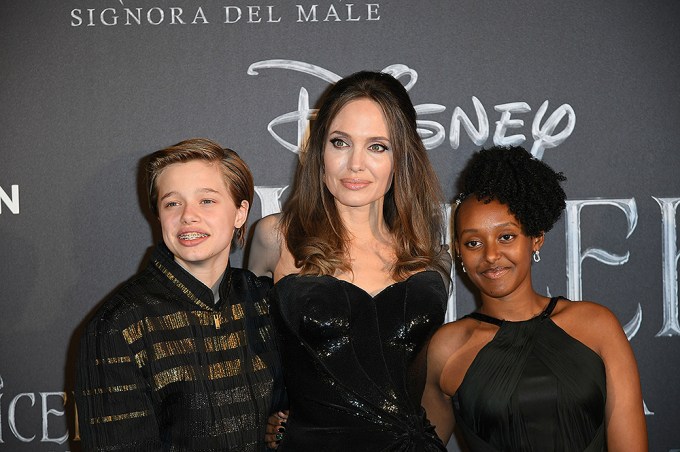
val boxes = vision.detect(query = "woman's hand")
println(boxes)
[265,410,289,449]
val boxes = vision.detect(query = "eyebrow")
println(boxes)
[159,188,221,201]
[460,222,519,234]
[328,130,391,142]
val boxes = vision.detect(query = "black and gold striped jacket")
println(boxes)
[75,243,284,451]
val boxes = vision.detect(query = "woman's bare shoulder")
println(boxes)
[554,298,628,356]
[429,318,479,358]
[247,214,283,278]
[253,213,283,246]
[430,317,493,396]
[557,298,620,326]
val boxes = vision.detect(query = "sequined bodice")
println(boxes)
[270,271,448,451]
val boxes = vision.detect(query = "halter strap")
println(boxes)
[465,297,563,326]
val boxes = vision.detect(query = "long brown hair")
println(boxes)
[281,71,447,280]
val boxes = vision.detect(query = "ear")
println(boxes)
[452,233,463,260]
[234,200,249,229]
[533,232,545,252]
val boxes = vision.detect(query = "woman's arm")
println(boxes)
[421,327,456,444]
[593,305,648,451]
[247,214,282,278]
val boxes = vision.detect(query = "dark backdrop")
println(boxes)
[1,1,678,450]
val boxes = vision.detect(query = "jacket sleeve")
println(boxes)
[75,316,162,451]
[262,282,288,413]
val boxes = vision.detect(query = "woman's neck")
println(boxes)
[479,289,549,322]
[336,200,389,243]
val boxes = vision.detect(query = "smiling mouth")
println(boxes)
[483,267,509,279]
[178,232,209,240]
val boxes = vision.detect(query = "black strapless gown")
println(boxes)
[453,297,607,452]
[269,271,448,451]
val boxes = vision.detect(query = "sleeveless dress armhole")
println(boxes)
[452,296,606,452]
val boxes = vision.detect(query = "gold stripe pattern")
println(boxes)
[152,338,196,361]
[257,325,274,344]
[204,332,245,352]
[145,311,191,332]
[81,384,138,396]
[207,359,242,380]
[151,358,255,390]
[122,320,144,344]
[192,311,217,326]
[90,409,150,424]
[251,355,267,372]
[153,365,197,390]
[123,311,224,348]
[135,350,148,368]
[94,356,132,365]
[153,260,212,310]
[231,303,245,320]
[254,299,269,316]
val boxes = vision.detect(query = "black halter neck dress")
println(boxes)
[453,297,607,452]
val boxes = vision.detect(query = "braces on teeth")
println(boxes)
[179,232,208,240]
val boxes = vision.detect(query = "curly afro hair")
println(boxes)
[456,145,566,237]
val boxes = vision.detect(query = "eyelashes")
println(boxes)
[368,143,389,152]
[329,137,390,152]
[162,199,216,208]
[330,138,349,148]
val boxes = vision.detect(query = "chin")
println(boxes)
[481,287,513,300]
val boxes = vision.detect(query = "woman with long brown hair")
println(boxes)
[249,70,450,451]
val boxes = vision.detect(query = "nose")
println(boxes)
[347,148,365,172]
[484,242,501,263]
[181,204,199,224]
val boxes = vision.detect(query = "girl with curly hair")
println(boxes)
[423,145,647,451]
